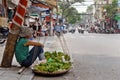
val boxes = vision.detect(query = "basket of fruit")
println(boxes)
[32,51,72,76]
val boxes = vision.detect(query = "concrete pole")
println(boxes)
[1,24,20,67]
[2,0,7,17]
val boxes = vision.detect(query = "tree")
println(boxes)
[103,0,118,18]
[87,5,93,12]
[64,7,81,24]
[58,0,84,24]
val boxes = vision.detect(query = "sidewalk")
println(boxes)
[0,36,63,80]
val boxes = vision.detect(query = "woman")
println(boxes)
[15,27,46,67]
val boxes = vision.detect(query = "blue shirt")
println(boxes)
[54,25,63,32]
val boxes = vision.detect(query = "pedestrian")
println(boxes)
[42,24,48,36]
[54,23,63,36]
[15,27,46,67]
[32,23,37,38]
[37,23,43,36]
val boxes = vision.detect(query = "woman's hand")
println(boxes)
[40,43,44,48]
[24,41,44,47]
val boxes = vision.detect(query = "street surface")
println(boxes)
[34,31,120,80]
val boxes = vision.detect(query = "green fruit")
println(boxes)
[64,54,71,61]
[34,51,72,72]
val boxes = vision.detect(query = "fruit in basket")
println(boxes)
[44,51,51,60]
[33,51,72,72]
[64,54,71,61]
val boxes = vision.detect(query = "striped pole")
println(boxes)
[11,0,28,27]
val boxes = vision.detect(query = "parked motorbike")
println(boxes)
[69,29,76,33]
[78,29,84,34]
[0,27,9,44]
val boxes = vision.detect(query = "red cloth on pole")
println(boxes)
[19,0,28,7]
[17,6,26,17]
[10,0,28,28]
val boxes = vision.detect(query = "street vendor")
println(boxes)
[15,27,46,67]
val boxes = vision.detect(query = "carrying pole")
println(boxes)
[57,33,73,63]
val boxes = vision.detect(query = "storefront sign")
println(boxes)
[115,13,120,20]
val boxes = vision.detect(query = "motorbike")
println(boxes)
[78,28,84,34]
[0,27,9,44]
[69,29,76,33]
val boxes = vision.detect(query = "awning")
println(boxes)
[45,0,57,8]
[28,5,49,13]
[32,3,51,9]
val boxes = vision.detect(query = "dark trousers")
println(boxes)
[21,46,44,67]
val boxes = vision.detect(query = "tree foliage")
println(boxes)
[58,0,84,24]
[59,0,84,11]
[64,7,81,24]
[103,0,118,18]
[87,5,93,11]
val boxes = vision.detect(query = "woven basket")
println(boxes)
[32,68,71,76]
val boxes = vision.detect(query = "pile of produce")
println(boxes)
[33,51,72,73]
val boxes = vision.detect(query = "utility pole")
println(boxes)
[2,0,7,17]
[56,0,59,23]
[107,0,109,4]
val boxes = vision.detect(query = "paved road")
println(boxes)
[33,32,120,80]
